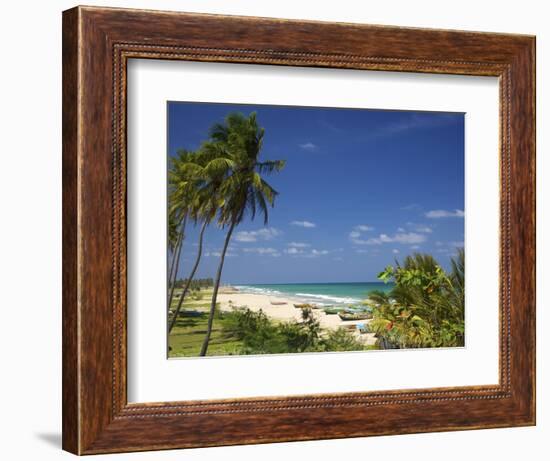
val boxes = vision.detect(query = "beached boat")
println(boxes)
[345,305,373,313]
[270,300,287,305]
[356,322,372,333]
[323,307,342,315]
[293,303,317,309]
[338,311,373,321]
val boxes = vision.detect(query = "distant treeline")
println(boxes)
[173,278,213,290]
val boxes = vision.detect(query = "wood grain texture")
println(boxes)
[62,5,536,455]
[61,7,79,454]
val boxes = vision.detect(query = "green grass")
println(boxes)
[168,289,245,357]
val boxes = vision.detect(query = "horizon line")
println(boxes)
[226,281,390,286]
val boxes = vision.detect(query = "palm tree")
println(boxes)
[167,212,186,310]
[166,149,202,311]
[199,112,285,356]
[167,146,231,333]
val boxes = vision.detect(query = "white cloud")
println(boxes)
[290,220,316,228]
[410,245,421,250]
[286,247,330,258]
[288,242,310,248]
[405,222,433,233]
[356,248,380,254]
[234,234,257,242]
[392,249,400,254]
[284,242,327,256]
[425,209,465,219]
[205,251,237,258]
[353,232,427,246]
[243,247,281,257]
[437,241,464,249]
[348,224,374,242]
[298,142,318,151]
[234,227,280,242]
[391,233,427,244]
[397,227,405,232]
[299,249,330,258]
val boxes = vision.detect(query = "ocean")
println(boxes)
[233,282,393,306]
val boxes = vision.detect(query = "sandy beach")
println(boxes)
[216,288,377,345]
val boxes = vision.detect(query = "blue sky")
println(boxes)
[168,102,464,284]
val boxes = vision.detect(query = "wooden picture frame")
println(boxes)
[62,5,536,455]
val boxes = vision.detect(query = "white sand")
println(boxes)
[215,291,377,345]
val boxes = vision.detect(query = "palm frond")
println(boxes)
[256,159,286,174]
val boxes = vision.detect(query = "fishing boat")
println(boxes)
[293,303,317,309]
[270,300,287,305]
[323,307,342,315]
[338,311,373,321]
[345,305,372,313]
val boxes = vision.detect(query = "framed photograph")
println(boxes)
[62,6,535,455]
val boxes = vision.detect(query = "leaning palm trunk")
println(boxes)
[167,217,187,309]
[167,229,183,289]
[199,221,236,356]
[168,219,208,333]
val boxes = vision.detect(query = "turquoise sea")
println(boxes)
[234,282,393,306]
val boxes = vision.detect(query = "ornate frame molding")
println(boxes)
[63,6,535,454]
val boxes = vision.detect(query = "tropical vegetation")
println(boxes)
[167,112,285,355]
[167,110,465,357]
[367,250,465,349]
[169,295,368,357]
[224,306,368,354]
[167,250,465,356]
[173,278,213,290]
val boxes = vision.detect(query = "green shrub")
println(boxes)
[321,328,364,351]
[369,250,465,349]
[222,307,365,354]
